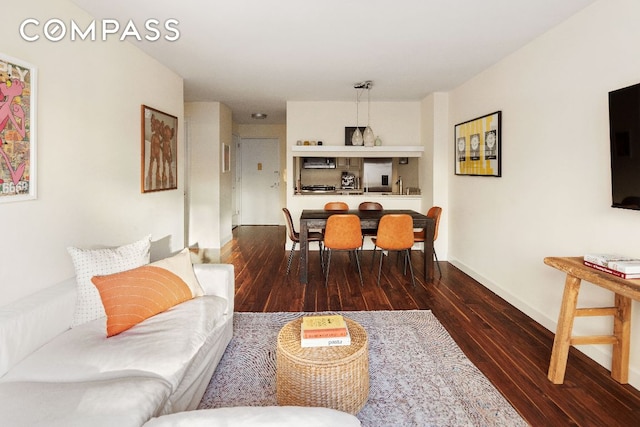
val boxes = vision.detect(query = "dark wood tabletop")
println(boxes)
[298,209,434,284]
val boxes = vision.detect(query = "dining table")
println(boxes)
[298,209,435,284]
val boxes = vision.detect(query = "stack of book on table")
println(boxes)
[300,314,351,348]
[583,254,640,279]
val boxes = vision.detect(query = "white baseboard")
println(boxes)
[448,257,639,391]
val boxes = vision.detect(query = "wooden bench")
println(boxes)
[544,256,640,384]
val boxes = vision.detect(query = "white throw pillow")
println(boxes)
[149,248,204,297]
[68,235,151,327]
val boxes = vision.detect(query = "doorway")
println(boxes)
[238,138,281,225]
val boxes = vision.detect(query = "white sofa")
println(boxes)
[143,406,362,426]
[0,263,234,427]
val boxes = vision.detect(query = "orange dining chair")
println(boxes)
[414,206,442,277]
[324,201,349,211]
[282,208,324,276]
[371,214,416,287]
[323,214,364,287]
[358,201,383,243]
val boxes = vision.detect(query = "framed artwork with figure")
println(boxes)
[141,105,178,192]
[0,53,37,203]
[454,111,501,177]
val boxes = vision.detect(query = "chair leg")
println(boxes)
[402,250,407,275]
[318,241,325,274]
[285,241,297,276]
[434,248,442,277]
[377,249,384,287]
[324,250,332,287]
[405,249,416,288]
[370,246,378,272]
[353,249,364,287]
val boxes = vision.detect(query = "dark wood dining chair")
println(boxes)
[371,214,416,287]
[323,214,364,287]
[324,201,349,211]
[358,201,383,211]
[414,206,442,277]
[282,208,324,276]
[358,201,383,243]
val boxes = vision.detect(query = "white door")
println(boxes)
[239,138,280,225]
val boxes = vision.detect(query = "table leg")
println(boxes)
[299,220,309,284]
[611,293,631,383]
[423,221,435,281]
[548,274,581,384]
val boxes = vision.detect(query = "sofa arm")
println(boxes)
[193,264,235,315]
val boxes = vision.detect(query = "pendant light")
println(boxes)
[351,86,364,146]
[363,82,375,147]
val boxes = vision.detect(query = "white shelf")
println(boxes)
[291,145,423,158]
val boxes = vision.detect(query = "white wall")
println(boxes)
[286,100,423,226]
[447,0,640,388]
[421,93,450,259]
[185,102,233,249]
[0,0,185,306]
[287,101,421,148]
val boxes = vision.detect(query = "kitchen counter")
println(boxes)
[294,191,421,198]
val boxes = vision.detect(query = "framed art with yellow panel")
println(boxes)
[454,111,501,177]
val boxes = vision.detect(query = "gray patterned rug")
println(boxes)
[199,311,528,427]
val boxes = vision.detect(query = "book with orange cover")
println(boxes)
[302,327,348,339]
[300,323,351,347]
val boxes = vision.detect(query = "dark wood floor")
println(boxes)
[224,225,640,426]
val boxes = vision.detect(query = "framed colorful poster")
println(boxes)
[454,111,501,177]
[141,105,178,192]
[0,53,36,202]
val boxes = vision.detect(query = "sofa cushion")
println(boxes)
[146,248,205,298]
[143,406,362,427]
[68,235,151,327]
[0,278,76,377]
[0,295,227,391]
[91,249,204,337]
[92,266,192,337]
[0,377,171,427]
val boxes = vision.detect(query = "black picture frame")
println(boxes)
[344,127,366,146]
[454,111,502,177]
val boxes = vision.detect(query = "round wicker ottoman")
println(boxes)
[276,317,369,415]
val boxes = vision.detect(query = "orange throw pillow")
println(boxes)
[91,265,192,337]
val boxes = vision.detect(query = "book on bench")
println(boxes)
[583,260,640,279]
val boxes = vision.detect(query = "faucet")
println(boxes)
[396,176,403,195]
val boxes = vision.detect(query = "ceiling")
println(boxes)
[71,0,597,124]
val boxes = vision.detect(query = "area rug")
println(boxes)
[199,311,527,427]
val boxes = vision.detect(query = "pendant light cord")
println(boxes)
[367,86,370,126]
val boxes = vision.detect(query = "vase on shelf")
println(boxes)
[363,126,375,147]
[351,127,364,146]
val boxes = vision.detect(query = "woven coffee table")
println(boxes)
[276,317,369,414]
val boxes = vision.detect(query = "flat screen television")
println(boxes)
[609,82,640,210]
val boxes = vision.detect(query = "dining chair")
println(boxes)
[413,206,442,277]
[358,201,383,211]
[371,214,416,287]
[282,208,324,276]
[323,214,364,287]
[358,201,383,244]
[324,201,349,211]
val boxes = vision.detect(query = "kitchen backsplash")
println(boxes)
[297,157,419,192]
